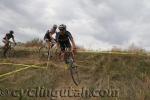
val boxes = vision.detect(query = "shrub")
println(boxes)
[24,38,43,47]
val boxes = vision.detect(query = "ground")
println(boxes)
[0,48,150,100]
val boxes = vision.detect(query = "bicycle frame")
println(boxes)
[8,41,16,48]
[3,41,16,58]
[64,49,74,64]
[39,40,57,61]
[44,39,56,48]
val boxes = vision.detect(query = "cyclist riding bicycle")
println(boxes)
[44,24,57,49]
[56,24,76,62]
[2,30,16,57]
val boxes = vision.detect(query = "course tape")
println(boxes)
[0,63,46,78]
[78,51,149,56]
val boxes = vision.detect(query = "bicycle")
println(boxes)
[64,48,80,86]
[1,41,16,58]
[39,39,57,60]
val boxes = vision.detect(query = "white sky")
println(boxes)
[0,0,150,50]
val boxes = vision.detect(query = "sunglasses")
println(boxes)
[59,29,65,31]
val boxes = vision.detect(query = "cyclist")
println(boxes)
[2,30,16,57]
[56,24,76,62]
[44,24,57,49]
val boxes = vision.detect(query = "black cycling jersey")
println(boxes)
[56,31,73,42]
[56,31,73,51]
[44,30,51,40]
[3,33,14,40]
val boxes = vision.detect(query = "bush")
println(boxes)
[24,38,43,47]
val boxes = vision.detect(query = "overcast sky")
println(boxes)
[0,0,150,50]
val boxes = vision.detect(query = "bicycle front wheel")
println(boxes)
[69,62,80,86]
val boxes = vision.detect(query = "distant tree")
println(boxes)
[128,43,145,53]
[111,46,122,52]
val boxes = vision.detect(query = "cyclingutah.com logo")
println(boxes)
[0,87,119,99]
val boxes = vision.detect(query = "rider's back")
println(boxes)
[3,33,14,40]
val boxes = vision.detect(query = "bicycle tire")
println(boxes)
[69,60,80,86]
[6,48,15,58]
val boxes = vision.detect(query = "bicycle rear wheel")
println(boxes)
[6,48,15,58]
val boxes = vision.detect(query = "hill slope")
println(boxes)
[0,50,150,100]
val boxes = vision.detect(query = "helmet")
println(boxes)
[10,30,14,34]
[53,24,57,29]
[59,24,66,30]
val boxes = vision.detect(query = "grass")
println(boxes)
[0,49,150,100]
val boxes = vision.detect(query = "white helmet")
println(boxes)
[59,24,66,30]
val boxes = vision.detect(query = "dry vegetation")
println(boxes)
[0,47,150,100]
[0,40,150,100]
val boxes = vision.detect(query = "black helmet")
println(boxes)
[10,30,14,34]
[59,24,66,30]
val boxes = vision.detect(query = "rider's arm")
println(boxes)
[49,32,55,40]
[71,38,76,49]
[12,36,16,44]
[5,37,9,41]
[68,32,76,49]
[68,32,77,61]
[49,31,52,38]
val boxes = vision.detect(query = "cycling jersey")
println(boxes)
[56,31,73,42]
[56,31,73,51]
[3,33,14,40]
[44,30,51,40]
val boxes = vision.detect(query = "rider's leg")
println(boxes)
[51,43,55,48]
[60,47,65,61]
[2,39,8,49]
[45,39,51,55]
[51,38,56,48]
[45,39,51,49]
[2,40,9,57]
[59,41,65,61]
[65,41,75,62]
